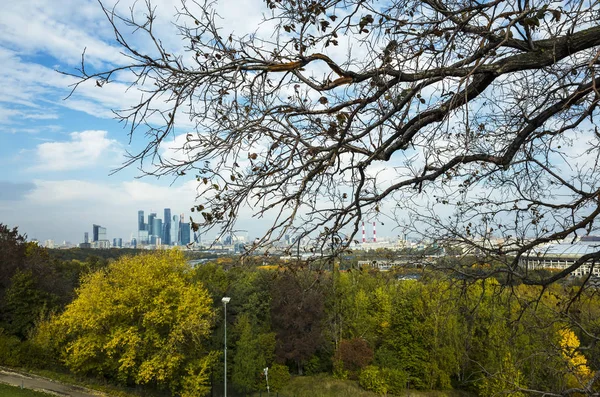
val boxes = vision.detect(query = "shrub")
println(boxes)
[382,368,408,395]
[332,359,348,380]
[359,365,388,395]
[0,332,22,367]
[335,338,374,377]
[269,363,291,391]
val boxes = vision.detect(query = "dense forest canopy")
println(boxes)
[1,225,600,395]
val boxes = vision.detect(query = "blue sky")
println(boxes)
[0,0,271,244]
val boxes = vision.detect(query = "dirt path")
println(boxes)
[0,368,107,397]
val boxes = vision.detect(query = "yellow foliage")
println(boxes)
[53,250,215,396]
[558,328,593,388]
[257,265,279,271]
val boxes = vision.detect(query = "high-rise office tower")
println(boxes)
[163,208,172,245]
[138,210,145,231]
[171,214,179,245]
[179,213,187,245]
[93,224,108,246]
[148,213,157,236]
[84,232,89,244]
[93,224,100,242]
[180,222,191,245]
[113,238,117,247]
[117,238,122,248]
[138,230,149,244]
[153,218,162,242]
[98,226,107,242]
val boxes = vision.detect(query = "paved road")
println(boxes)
[0,368,106,397]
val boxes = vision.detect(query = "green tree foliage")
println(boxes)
[359,365,388,395]
[232,313,276,392]
[2,243,599,396]
[47,250,215,396]
[2,270,55,338]
[477,353,526,397]
[0,225,91,339]
[46,248,139,263]
[268,363,291,392]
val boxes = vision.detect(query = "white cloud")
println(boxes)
[0,108,21,123]
[31,130,121,171]
[0,0,123,67]
[0,178,219,243]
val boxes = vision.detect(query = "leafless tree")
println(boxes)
[65,0,600,286]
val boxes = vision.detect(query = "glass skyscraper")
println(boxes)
[138,230,149,244]
[171,214,179,245]
[98,226,107,241]
[148,213,157,236]
[93,224,99,242]
[163,208,172,245]
[153,218,162,243]
[180,222,191,245]
[138,210,145,231]
[93,224,107,243]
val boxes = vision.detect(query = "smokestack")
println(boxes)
[362,222,366,243]
[373,222,377,243]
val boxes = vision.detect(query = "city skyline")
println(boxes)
[0,0,270,246]
[0,0,402,245]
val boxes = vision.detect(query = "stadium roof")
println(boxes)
[527,240,600,259]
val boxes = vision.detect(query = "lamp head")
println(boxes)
[222,297,231,304]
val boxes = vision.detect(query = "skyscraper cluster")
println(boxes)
[137,209,191,247]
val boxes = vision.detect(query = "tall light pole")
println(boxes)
[222,297,231,397]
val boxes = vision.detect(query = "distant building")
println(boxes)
[138,230,149,245]
[84,232,89,244]
[113,238,117,247]
[93,224,100,242]
[117,238,122,248]
[94,240,110,249]
[92,224,107,242]
[148,213,157,236]
[171,214,179,245]
[131,238,137,249]
[99,228,107,242]
[520,239,600,277]
[152,218,162,242]
[44,240,54,249]
[163,208,172,245]
[138,210,145,232]
[180,222,191,245]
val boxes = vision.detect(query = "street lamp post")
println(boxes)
[222,297,231,397]
[263,367,270,395]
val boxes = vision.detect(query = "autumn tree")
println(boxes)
[66,0,600,283]
[65,2,600,393]
[271,268,326,374]
[47,250,215,397]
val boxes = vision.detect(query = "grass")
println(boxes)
[261,375,477,397]
[0,383,54,397]
[276,375,380,397]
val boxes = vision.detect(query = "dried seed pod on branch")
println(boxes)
[64,0,600,286]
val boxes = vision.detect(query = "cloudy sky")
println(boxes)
[0,0,272,244]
